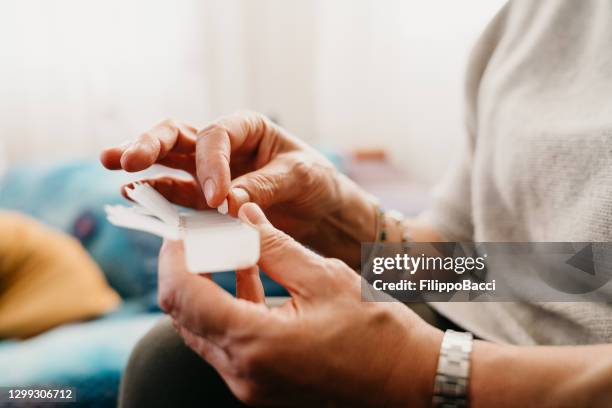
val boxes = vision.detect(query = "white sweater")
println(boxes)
[423,0,612,345]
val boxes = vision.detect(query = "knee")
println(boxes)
[119,317,243,408]
[123,317,182,379]
[119,317,190,408]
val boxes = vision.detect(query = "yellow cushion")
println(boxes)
[0,211,120,339]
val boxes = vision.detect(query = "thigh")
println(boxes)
[119,317,246,408]
[406,303,465,332]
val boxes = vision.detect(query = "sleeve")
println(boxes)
[418,3,510,242]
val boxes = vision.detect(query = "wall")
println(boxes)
[0,0,506,186]
[0,0,210,161]
[313,0,505,184]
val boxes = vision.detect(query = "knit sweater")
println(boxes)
[423,0,612,345]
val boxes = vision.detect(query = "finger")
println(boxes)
[100,141,132,170]
[157,152,197,176]
[158,240,265,336]
[226,159,296,215]
[122,177,208,210]
[238,203,325,296]
[235,265,265,303]
[195,112,273,208]
[119,120,197,172]
[227,187,251,216]
[174,321,232,374]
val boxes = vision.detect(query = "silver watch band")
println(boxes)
[432,329,474,408]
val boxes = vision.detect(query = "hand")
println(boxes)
[100,113,378,266]
[158,203,442,407]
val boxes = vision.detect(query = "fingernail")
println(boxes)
[119,140,133,149]
[119,150,132,169]
[239,203,268,226]
[204,179,216,204]
[230,187,250,207]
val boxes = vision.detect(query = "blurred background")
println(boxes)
[0,1,504,406]
[0,0,504,184]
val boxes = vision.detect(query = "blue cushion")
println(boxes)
[0,313,162,407]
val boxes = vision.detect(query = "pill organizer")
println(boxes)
[105,182,259,273]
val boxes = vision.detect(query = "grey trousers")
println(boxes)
[119,303,462,408]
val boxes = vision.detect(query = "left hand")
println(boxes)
[99,114,381,267]
[158,203,442,407]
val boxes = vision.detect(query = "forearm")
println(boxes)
[471,341,612,408]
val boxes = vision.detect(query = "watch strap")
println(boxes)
[432,329,473,408]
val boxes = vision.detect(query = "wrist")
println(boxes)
[386,317,444,408]
[331,173,379,241]
[305,173,378,267]
[432,330,474,407]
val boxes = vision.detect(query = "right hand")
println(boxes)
[158,203,440,407]
[100,112,376,262]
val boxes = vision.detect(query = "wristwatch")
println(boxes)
[432,329,474,408]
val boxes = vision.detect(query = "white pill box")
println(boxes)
[105,183,260,273]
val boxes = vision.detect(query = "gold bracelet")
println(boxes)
[384,210,413,244]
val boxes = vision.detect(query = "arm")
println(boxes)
[156,202,612,407]
[387,336,612,408]
[100,112,444,269]
[470,341,612,408]
[339,194,612,406]
[300,173,445,268]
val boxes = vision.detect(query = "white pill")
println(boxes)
[217,199,229,215]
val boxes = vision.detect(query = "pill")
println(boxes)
[217,199,229,215]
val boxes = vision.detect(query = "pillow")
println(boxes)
[0,212,120,339]
[0,160,162,302]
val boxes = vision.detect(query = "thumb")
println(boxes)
[238,203,324,296]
